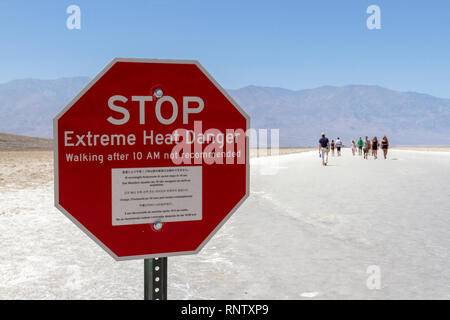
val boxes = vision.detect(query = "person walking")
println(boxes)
[331,140,335,157]
[363,136,370,159]
[351,139,356,156]
[372,137,379,159]
[318,132,330,166]
[336,137,343,156]
[381,136,389,159]
[357,137,363,156]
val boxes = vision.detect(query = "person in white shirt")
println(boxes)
[335,137,343,156]
[351,140,356,156]
[363,136,370,159]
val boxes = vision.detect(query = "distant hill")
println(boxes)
[228,85,450,146]
[1,77,450,146]
[0,77,90,138]
[0,133,52,151]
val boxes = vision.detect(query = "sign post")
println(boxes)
[144,258,167,300]
[54,58,249,299]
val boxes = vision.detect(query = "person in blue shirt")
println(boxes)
[318,132,330,166]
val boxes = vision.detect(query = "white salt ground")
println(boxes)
[1,149,450,299]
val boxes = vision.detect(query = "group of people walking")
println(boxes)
[319,133,389,166]
[350,136,389,160]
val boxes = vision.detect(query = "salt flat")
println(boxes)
[1,149,450,299]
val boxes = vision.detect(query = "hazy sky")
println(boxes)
[1,0,450,98]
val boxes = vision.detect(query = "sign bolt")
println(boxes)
[154,88,163,98]
[153,221,163,231]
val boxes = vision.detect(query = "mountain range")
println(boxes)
[1,78,450,146]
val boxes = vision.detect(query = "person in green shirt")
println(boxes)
[357,137,363,156]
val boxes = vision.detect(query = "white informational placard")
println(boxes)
[111,166,202,226]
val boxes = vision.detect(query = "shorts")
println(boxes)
[321,147,329,153]
[363,148,369,152]
[358,146,362,150]
[337,147,341,151]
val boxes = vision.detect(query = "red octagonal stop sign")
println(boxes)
[54,58,249,260]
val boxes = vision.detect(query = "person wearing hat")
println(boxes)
[318,132,330,166]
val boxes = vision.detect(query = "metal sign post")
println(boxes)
[54,58,249,299]
[144,257,168,300]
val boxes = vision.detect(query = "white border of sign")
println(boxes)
[54,58,250,261]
